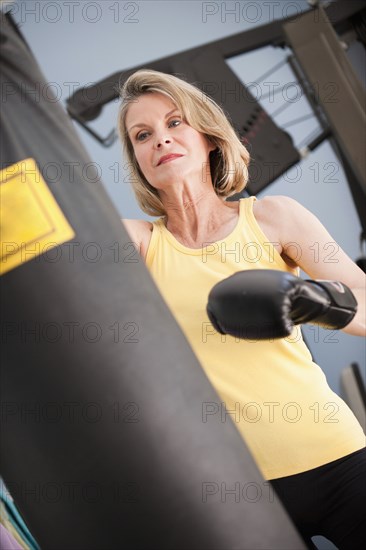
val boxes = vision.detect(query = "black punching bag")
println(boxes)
[0,11,305,550]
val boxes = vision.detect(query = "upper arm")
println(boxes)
[122,219,141,250]
[121,219,153,258]
[268,196,365,290]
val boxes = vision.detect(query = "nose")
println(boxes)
[155,136,171,149]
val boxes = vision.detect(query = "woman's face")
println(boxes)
[125,92,215,192]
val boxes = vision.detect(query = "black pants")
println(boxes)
[269,447,366,550]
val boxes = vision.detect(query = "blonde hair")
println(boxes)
[118,69,250,217]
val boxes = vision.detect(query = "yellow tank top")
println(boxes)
[146,196,365,479]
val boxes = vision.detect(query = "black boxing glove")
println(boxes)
[206,269,358,340]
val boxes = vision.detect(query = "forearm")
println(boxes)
[342,288,366,337]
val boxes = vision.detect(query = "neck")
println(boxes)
[158,183,236,246]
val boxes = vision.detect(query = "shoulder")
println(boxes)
[253,194,303,216]
[253,195,314,236]
[252,196,321,267]
[122,219,153,258]
[122,218,153,237]
[251,195,296,243]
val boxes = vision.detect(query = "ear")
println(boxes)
[206,136,218,154]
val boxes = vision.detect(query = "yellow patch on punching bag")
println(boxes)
[0,158,75,275]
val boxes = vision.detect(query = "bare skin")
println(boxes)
[122,92,366,337]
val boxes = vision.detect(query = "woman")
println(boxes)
[118,69,365,548]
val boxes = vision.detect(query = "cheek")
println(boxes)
[133,149,150,173]
[187,130,212,154]
[130,153,147,182]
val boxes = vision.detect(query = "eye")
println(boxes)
[169,119,181,128]
[135,118,181,142]
[136,131,150,142]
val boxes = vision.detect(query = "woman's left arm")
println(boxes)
[274,196,366,337]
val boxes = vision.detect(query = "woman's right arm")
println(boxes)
[122,219,153,260]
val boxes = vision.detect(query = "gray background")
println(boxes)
[2,1,365,547]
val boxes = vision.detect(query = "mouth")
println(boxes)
[157,154,184,166]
